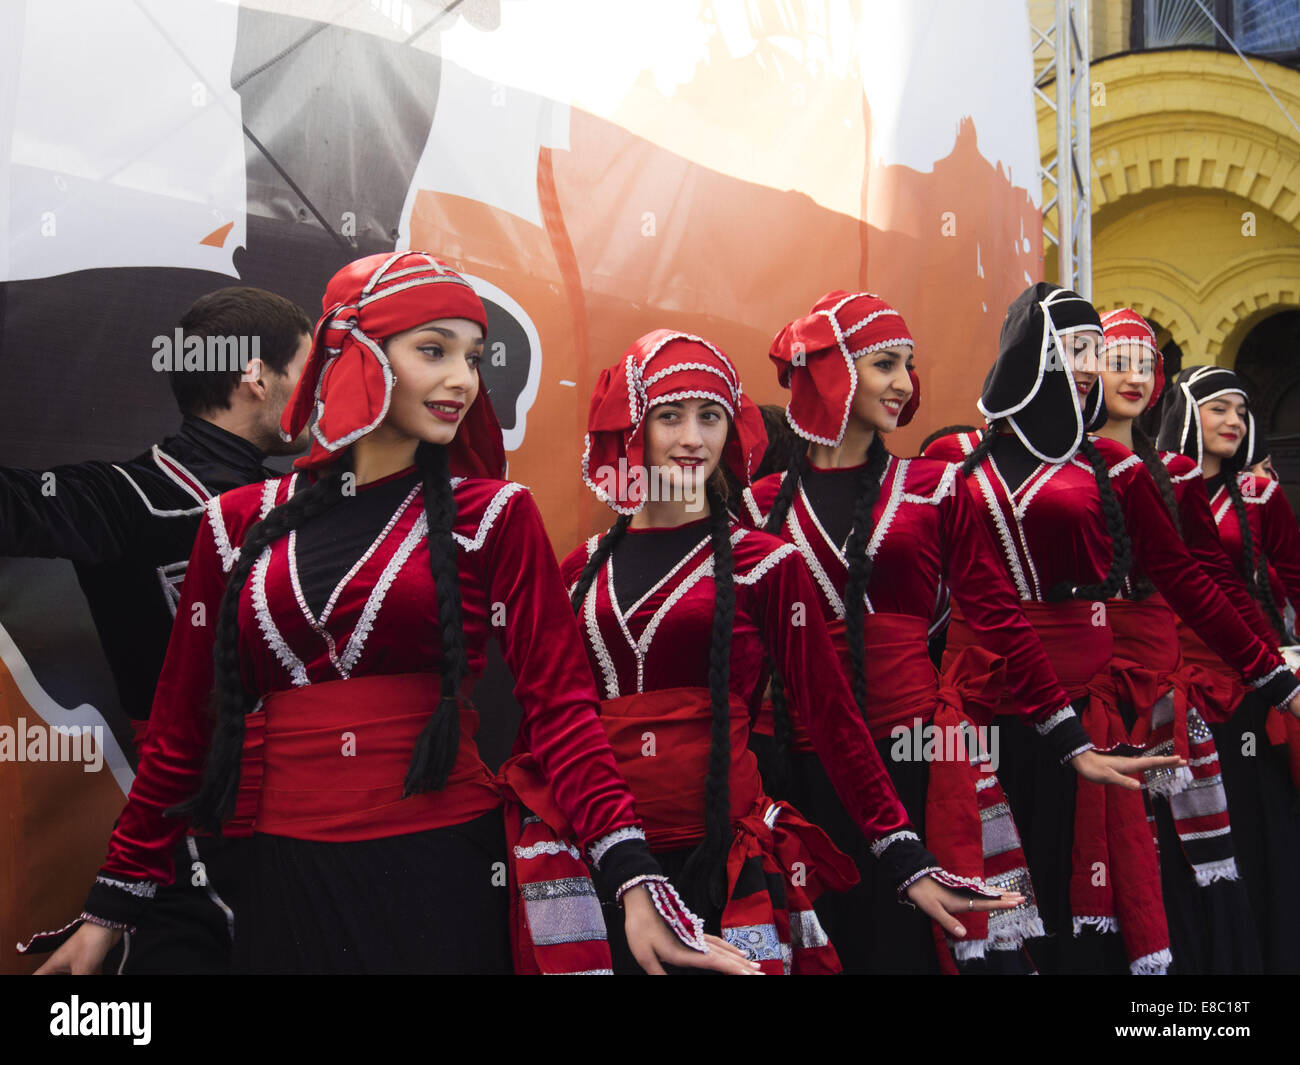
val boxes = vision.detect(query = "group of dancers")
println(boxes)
[17,251,1300,975]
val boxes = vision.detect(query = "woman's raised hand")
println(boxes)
[1070,748,1187,791]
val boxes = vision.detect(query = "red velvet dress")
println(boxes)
[36,468,667,974]
[742,454,1087,970]
[925,431,1299,973]
[561,518,944,974]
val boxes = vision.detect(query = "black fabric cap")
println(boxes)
[977,283,1103,463]
[1156,365,1252,472]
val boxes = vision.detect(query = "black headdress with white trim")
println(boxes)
[978,282,1105,463]
[1155,365,1253,473]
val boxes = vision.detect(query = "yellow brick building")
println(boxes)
[1031,0,1300,485]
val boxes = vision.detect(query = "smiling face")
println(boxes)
[1099,340,1156,421]
[379,317,483,447]
[1199,391,1249,461]
[1060,328,1102,403]
[850,344,914,434]
[642,396,729,496]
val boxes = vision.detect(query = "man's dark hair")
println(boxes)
[169,287,313,416]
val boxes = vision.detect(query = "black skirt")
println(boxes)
[1208,692,1300,974]
[232,810,512,974]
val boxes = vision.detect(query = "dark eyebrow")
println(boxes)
[418,326,484,345]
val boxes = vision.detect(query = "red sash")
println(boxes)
[235,673,612,975]
[599,687,857,974]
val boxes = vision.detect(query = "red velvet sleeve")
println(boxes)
[940,470,1085,748]
[98,501,228,886]
[1259,483,1300,611]
[746,547,924,858]
[1125,466,1297,693]
[488,490,644,851]
[1178,472,1278,643]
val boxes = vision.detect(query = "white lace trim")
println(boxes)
[205,498,238,574]
[624,532,711,619]
[1034,705,1077,735]
[615,873,669,903]
[1130,947,1173,975]
[95,875,157,899]
[1238,472,1277,504]
[583,569,620,700]
[513,839,581,861]
[252,545,309,687]
[869,829,920,858]
[318,484,420,626]
[846,335,914,360]
[1179,825,1233,841]
[452,482,526,552]
[645,388,736,420]
[588,826,646,868]
[973,464,1032,599]
[741,485,767,527]
[790,486,846,619]
[635,552,717,692]
[733,543,799,585]
[866,457,907,559]
[338,512,428,677]
[900,460,958,506]
[841,306,901,338]
[258,477,280,519]
[1250,664,1290,690]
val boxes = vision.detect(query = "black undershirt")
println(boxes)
[801,465,866,550]
[987,433,1041,493]
[610,519,712,614]
[295,469,422,618]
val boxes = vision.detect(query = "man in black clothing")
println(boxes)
[2,286,313,973]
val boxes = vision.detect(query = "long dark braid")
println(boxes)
[569,514,633,612]
[1127,425,1177,598]
[403,441,469,795]
[1225,473,1293,643]
[959,427,998,477]
[761,448,809,777]
[842,435,891,715]
[1047,436,1133,602]
[175,462,351,832]
[678,478,736,910]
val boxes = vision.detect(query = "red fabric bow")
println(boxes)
[582,330,768,514]
[768,290,918,445]
[281,251,505,478]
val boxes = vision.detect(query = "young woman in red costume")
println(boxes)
[740,291,1177,974]
[1156,364,1300,973]
[1092,309,1264,972]
[561,329,1020,974]
[925,283,1300,975]
[26,253,759,976]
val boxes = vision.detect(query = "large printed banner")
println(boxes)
[0,0,1042,970]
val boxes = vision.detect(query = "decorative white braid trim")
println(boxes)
[734,543,799,585]
[205,498,238,574]
[338,513,428,677]
[318,484,419,626]
[1014,463,1060,517]
[790,486,846,619]
[1179,826,1233,841]
[581,431,641,517]
[588,826,647,868]
[251,547,309,687]
[973,465,1032,599]
[901,460,958,505]
[846,335,914,360]
[452,482,526,552]
[1130,947,1173,976]
[869,829,920,858]
[866,457,907,559]
[625,534,711,619]
[513,840,582,861]
[646,389,737,419]
[583,572,620,700]
[1035,705,1078,735]
[1250,664,1291,689]
[95,876,157,899]
[615,873,669,904]
[636,558,714,691]
[642,361,735,396]
[840,307,900,337]
[258,477,280,519]
[741,486,767,526]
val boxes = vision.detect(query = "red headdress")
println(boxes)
[582,330,768,515]
[768,290,920,446]
[280,251,506,478]
[1100,307,1164,410]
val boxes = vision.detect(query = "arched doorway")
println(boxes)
[1235,309,1300,513]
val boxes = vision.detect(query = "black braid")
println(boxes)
[1225,474,1293,643]
[403,442,469,795]
[679,480,736,911]
[959,428,998,477]
[1046,436,1133,603]
[1131,426,1181,535]
[761,448,808,778]
[569,514,633,613]
[1127,426,1178,599]
[173,462,350,833]
[842,435,891,716]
